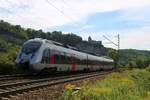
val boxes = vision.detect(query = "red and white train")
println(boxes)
[16,38,114,73]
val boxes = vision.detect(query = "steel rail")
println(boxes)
[0,71,113,98]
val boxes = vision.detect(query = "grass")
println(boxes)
[63,66,150,100]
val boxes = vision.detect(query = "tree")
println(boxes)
[128,60,137,69]
[107,48,119,68]
[136,58,145,68]
[63,33,82,46]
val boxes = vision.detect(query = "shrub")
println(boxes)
[146,65,150,72]
[0,45,21,74]
[63,69,150,100]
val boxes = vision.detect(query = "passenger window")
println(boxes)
[54,50,61,64]
[62,52,66,64]
[41,48,49,63]
[66,53,71,64]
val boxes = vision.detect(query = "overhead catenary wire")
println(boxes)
[103,35,118,46]
[3,0,116,42]
[103,34,120,51]
[45,0,92,34]
[45,0,78,26]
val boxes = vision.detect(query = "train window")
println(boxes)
[65,53,69,64]
[83,59,87,65]
[98,61,102,65]
[76,57,80,64]
[58,51,61,64]
[66,53,71,64]
[41,48,49,63]
[59,52,71,64]
[22,41,42,54]
[72,54,77,64]
[79,59,84,65]
[89,60,94,65]
[75,55,82,65]
[54,50,61,64]
[95,61,99,65]
[60,52,66,64]
[81,59,84,65]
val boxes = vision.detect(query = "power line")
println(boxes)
[61,0,69,6]
[45,0,93,34]
[45,0,76,25]
[103,34,120,50]
[45,0,100,37]
[103,35,118,46]
[103,42,114,44]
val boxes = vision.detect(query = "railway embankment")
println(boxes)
[63,66,150,100]
[0,71,111,100]
[0,71,112,100]
[1,67,150,100]
[3,67,150,100]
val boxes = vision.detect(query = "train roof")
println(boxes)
[26,38,114,62]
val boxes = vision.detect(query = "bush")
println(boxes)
[146,65,150,72]
[0,45,20,74]
[63,69,150,100]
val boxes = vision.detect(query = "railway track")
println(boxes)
[0,71,113,98]
[0,74,32,82]
[0,74,32,78]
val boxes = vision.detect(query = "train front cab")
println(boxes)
[16,40,43,73]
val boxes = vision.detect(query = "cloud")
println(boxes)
[0,0,150,29]
[120,26,150,50]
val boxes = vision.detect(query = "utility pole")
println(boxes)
[117,34,120,51]
[117,34,120,68]
[103,34,120,68]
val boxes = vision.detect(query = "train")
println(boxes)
[15,38,114,73]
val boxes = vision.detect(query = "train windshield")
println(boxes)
[22,41,42,54]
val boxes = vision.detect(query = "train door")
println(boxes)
[72,54,76,71]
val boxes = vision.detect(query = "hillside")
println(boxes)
[118,49,150,68]
[0,20,106,55]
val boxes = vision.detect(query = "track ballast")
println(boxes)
[0,71,113,98]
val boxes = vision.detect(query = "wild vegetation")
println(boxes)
[0,20,149,74]
[107,48,150,69]
[63,66,150,100]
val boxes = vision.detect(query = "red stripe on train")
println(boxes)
[50,52,55,64]
[72,54,76,71]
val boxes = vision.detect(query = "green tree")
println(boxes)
[107,48,119,68]
[136,58,145,68]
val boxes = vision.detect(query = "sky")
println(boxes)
[0,0,150,50]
